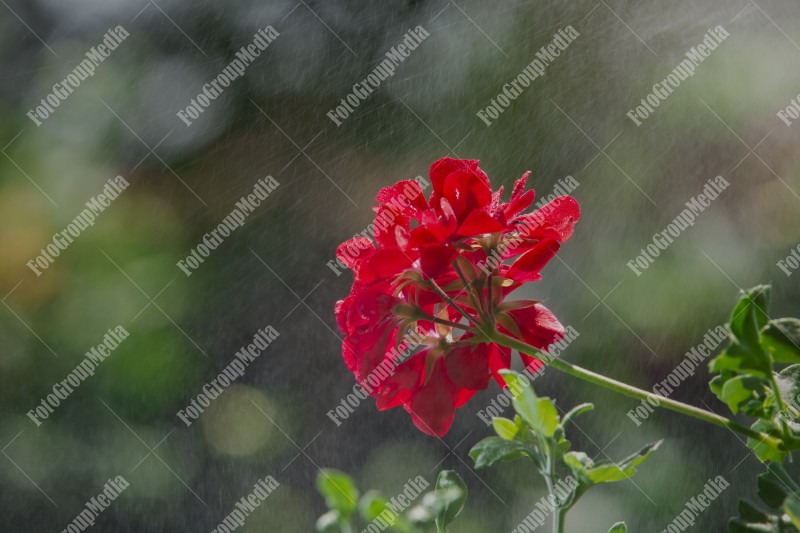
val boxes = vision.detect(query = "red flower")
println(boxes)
[335,157,580,436]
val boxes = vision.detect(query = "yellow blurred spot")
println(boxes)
[202,385,279,456]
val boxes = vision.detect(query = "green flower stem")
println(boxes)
[424,315,472,331]
[488,330,784,450]
[452,261,486,321]
[767,372,793,439]
[544,451,564,533]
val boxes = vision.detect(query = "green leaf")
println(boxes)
[719,375,770,416]
[469,437,535,469]
[560,403,594,429]
[499,370,559,438]
[585,464,632,484]
[748,420,786,463]
[736,499,770,523]
[709,343,771,378]
[564,442,660,485]
[785,494,800,528]
[763,319,800,363]
[316,469,359,516]
[492,417,519,440]
[776,365,800,423]
[563,451,595,483]
[359,490,389,522]
[758,466,791,509]
[607,522,627,533]
[434,470,467,531]
[728,465,800,532]
[617,440,662,471]
[554,437,572,457]
[729,286,771,350]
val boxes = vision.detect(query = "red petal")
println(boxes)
[406,360,456,437]
[503,172,535,218]
[375,351,426,410]
[456,209,506,236]
[510,172,530,201]
[443,170,492,219]
[507,304,565,351]
[376,179,428,212]
[488,344,512,388]
[346,291,397,334]
[429,158,492,219]
[513,196,580,242]
[454,388,478,408]
[335,298,352,334]
[419,243,457,279]
[444,343,491,390]
[373,206,407,247]
[336,237,374,270]
[430,158,488,193]
[506,239,560,283]
[359,248,412,281]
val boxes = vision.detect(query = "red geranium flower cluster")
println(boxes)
[335,158,580,436]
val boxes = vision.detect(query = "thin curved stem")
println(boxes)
[488,330,784,450]
[452,261,486,321]
[425,278,480,327]
[423,315,474,332]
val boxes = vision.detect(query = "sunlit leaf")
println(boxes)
[492,417,518,440]
[316,469,359,516]
[763,319,800,363]
[499,370,559,438]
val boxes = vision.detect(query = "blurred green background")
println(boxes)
[1,0,800,530]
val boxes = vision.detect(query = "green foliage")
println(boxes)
[470,369,659,532]
[317,469,359,519]
[607,523,627,533]
[564,441,661,485]
[729,464,800,532]
[433,471,468,532]
[709,286,800,461]
[315,469,467,533]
